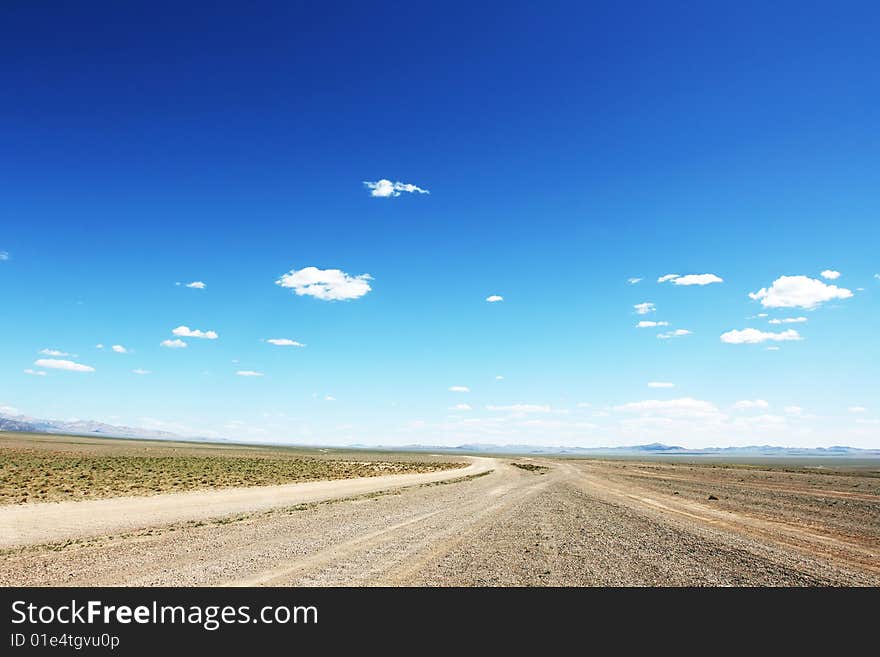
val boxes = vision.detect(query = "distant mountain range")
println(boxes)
[354,441,880,457]
[0,413,178,440]
[1,412,878,457]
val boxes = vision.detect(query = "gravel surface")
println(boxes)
[2,458,877,586]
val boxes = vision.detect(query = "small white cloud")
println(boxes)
[627,277,643,285]
[657,329,692,339]
[734,399,769,410]
[172,326,218,339]
[266,338,305,347]
[657,274,680,283]
[768,317,808,324]
[0,251,8,261]
[276,266,372,301]
[577,402,592,408]
[613,397,719,418]
[449,386,470,392]
[24,369,46,376]
[450,403,472,411]
[236,370,264,377]
[671,274,723,286]
[132,368,151,375]
[364,179,430,197]
[634,302,655,315]
[495,375,504,380]
[324,395,336,401]
[848,406,867,413]
[95,344,104,350]
[749,275,852,309]
[160,339,187,349]
[757,313,768,318]
[647,381,675,388]
[39,348,69,357]
[636,320,669,328]
[784,405,803,415]
[766,346,781,351]
[486,295,504,303]
[111,344,128,353]
[34,358,95,373]
[720,328,802,344]
[185,281,206,289]
[820,270,840,280]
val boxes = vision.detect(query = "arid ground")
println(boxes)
[1,433,878,586]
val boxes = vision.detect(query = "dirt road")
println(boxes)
[2,458,878,586]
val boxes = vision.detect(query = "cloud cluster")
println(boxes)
[266,338,305,347]
[768,317,807,324]
[634,302,655,315]
[659,273,723,286]
[637,320,668,328]
[749,275,852,309]
[112,345,128,353]
[720,328,801,344]
[185,281,206,289]
[820,270,840,280]
[39,348,69,357]
[364,179,430,197]
[34,358,95,372]
[172,326,218,339]
[486,295,504,303]
[160,339,187,349]
[276,266,372,301]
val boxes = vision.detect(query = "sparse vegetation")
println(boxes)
[0,438,460,505]
[511,462,549,473]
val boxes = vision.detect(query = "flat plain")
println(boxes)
[1,433,878,586]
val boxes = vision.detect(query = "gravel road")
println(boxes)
[2,458,877,586]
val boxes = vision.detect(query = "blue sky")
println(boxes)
[1,1,878,447]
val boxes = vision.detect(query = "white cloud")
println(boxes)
[266,338,305,347]
[324,395,336,401]
[486,404,553,413]
[34,358,95,373]
[820,270,840,280]
[749,275,853,309]
[848,406,867,413]
[236,370,264,377]
[637,320,668,328]
[172,326,218,340]
[449,403,472,411]
[766,346,781,351]
[657,274,680,283]
[875,274,880,280]
[486,295,504,303]
[0,251,8,261]
[734,399,769,410]
[657,329,692,339]
[634,302,655,315]
[95,344,104,349]
[23,369,46,376]
[720,328,802,344]
[364,179,430,197]
[185,281,206,289]
[784,405,803,415]
[276,266,372,301]
[671,274,723,286]
[495,375,504,380]
[627,277,643,285]
[613,397,720,418]
[132,368,151,375]
[111,344,128,353]
[39,348,69,357]
[449,386,470,392]
[768,317,808,324]
[647,381,675,388]
[160,339,187,349]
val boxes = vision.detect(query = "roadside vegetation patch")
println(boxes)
[511,462,549,473]
[0,447,460,505]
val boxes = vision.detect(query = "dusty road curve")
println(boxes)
[1,458,878,586]
[0,457,493,549]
